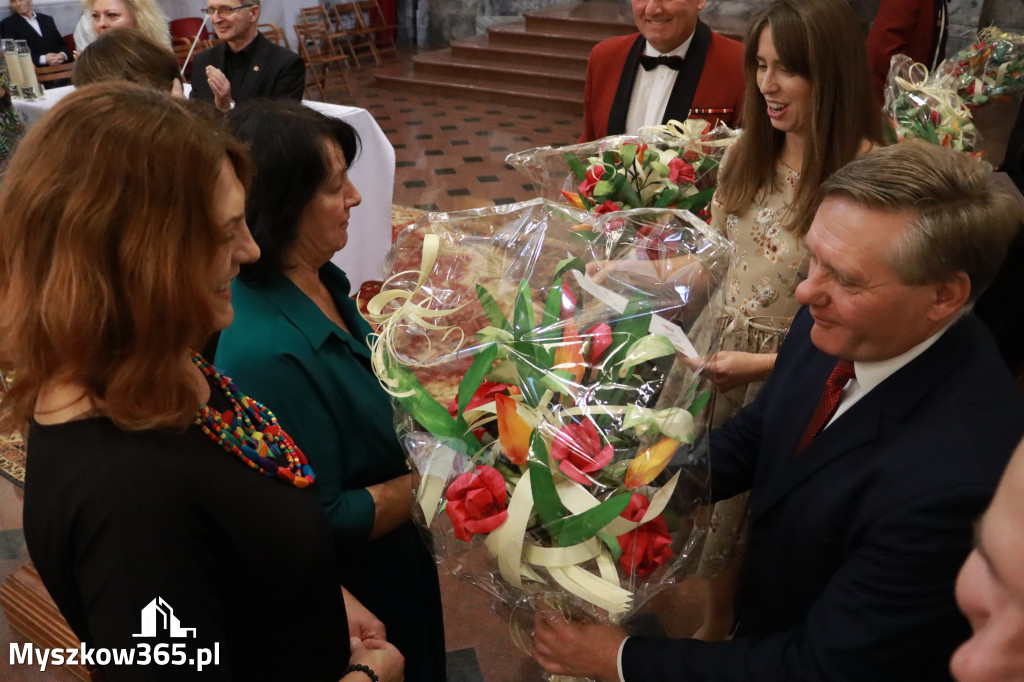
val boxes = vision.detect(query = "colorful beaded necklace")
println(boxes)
[191,352,315,488]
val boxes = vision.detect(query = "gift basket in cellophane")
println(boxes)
[506,120,739,221]
[366,198,732,678]
[883,26,1024,164]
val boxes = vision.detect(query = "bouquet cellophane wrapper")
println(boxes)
[369,198,732,630]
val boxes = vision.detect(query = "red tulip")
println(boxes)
[550,418,614,486]
[617,494,673,578]
[445,465,509,541]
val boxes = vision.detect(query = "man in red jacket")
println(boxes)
[579,0,744,142]
[866,0,948,104]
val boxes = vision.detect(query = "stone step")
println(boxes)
[523,4,635,38]
[449,35,590,72]
[374,63,582,114]
[412,49,584,94]
[487,22,608,56]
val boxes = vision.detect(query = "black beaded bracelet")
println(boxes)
[344,663,379,682]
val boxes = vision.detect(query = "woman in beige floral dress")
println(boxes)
[692,0,884,641]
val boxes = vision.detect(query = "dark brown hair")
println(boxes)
[0,82,249,433]
[716,0,884,235]
[73,28,180,91]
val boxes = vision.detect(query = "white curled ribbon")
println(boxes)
[366,233,470,396]
[468,463,682,617]
[892,64,978,151]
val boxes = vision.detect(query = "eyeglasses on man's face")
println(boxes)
[201,4,254,17]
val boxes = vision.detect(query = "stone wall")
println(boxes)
[398,0,1018,52]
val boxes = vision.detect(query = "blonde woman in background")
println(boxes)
[86,0,170,49]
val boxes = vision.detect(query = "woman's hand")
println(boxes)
[532,611,626,681]
[703,351,775,392]
[342,587,386,646]
[344,636,404,682]
[366,473,414,539]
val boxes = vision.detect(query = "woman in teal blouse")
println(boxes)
[217,101,445,681]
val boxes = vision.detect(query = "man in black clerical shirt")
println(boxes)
[189,0,304,112]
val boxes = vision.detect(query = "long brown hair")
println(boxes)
[716,0,883,235]
[73,28,180,91]
[0,83,249,433]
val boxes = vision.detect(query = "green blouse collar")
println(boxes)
[255,264,373,356]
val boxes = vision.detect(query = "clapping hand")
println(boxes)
[205,65,233,112]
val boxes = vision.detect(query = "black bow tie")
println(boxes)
[639,54,685,71]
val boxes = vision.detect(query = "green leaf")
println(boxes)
[617,334,676,379]
[547,493,632,547]
[654,186,680,208]
[593,180,615,197]
[456,343,498,417]
[390,363,482,453]
[538,368,578,394]
[597,531,624,560]
[542,279,564,329]
[511,279,535,340]
[676,186,715,211]
[620,144,637,170]
[603,150,618,165]
[554,257,586,279]
[564,153,587,182]
[649,160,670,177]
[476,284,510,331]
[622,178,643,208]
[528,432,566,527]
[688,388,712,417]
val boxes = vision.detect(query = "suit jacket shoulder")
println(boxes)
[624,309,1024,681]
[580,28,745,142]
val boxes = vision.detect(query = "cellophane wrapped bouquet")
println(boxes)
[940,27,1024,105]
[507,119,738,220]
[366,199,731,667]
[884,54,981,153]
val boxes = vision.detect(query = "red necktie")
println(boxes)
[796,360,855,453]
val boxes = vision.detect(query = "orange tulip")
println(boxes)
[553,320,586,382]
[495,393,531,466]
[624,437,680,489]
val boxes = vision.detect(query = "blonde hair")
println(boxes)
[84,0,172,49]
[0,83,249,434]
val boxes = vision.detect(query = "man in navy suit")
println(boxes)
[189,0,303,112]
[1,0,71,66]
[532,141,1024,681]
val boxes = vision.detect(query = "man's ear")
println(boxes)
[927,271,971,322]
[251,4,260,22]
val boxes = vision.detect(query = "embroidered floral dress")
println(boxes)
[698,158,808,576]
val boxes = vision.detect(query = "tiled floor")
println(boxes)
[338,50,583,212]
[0,50,708,681]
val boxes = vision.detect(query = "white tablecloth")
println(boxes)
[13,87,395,289]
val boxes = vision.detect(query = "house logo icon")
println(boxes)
[132,597,197,638]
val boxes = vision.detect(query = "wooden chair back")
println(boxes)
[258,23,289,49]
[34,62,74,85]
[294,22,352,101]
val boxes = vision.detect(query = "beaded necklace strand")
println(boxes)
[191,352,315,488]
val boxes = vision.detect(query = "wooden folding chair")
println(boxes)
[34,62,74,86]
[258,23,289,49]
[346,0,397,58]
[294,22,352,101]
[329,2,380,66]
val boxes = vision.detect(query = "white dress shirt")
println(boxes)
[827,322,952,427]
[624,36,693,134]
